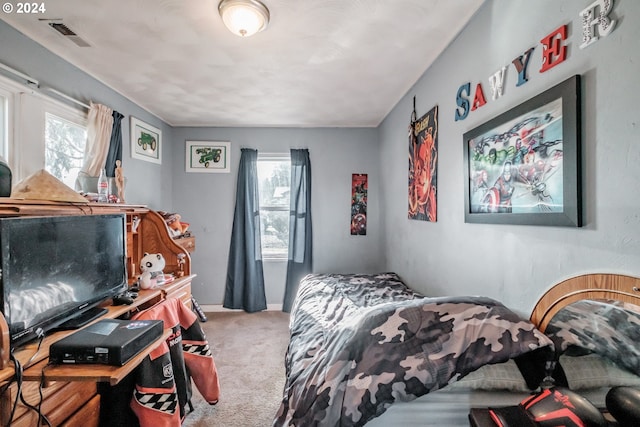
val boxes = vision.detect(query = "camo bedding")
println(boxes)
[274,272,554,426]
[545,299,640,375]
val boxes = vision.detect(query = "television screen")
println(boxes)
[0,214,128,348]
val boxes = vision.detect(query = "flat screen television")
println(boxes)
[0,214,128,349]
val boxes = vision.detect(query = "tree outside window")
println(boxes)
[45,113,87,189]
[257,157,290,259]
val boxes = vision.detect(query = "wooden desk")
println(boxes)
[0,275,195,427]
[0,202,195,426]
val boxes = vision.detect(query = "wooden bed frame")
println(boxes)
[530,273,640,332]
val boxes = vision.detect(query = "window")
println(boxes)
[0,75,20,163]
[45,112,87,188]
[257,155,290,259]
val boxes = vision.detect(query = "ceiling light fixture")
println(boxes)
[218,0,270,37]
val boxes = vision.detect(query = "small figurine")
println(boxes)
[115,159,125,203]
[177,253,186,277]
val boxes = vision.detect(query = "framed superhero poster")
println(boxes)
[463,75,581,227]
[409,105,438,221]
[350,174,367,235]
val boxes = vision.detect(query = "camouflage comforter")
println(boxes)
[274,273,553,426]
[545,299,640,374]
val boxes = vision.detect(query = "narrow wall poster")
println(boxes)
[409,105,438,221]
[350,174,367,235]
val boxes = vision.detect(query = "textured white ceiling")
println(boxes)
[2,0,485,127]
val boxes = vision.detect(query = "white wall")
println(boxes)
[170,127,383,305]
[379,0,640,317]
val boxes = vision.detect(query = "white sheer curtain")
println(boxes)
[80,102,113,177]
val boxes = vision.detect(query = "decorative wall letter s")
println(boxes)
[540,25,568,73]
[455,82,471,121]
[580,0,616,49]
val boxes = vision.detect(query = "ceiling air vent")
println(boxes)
[47,22,91,47]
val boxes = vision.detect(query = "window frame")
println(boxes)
[14,88,87,182]
[257,153,291,261]
[0,74,25,165]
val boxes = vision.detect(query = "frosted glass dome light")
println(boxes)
[218,0,270,37]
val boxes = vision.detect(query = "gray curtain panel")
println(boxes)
[105,110,123,177]
[224,148,267,312]
[283,148,312,312]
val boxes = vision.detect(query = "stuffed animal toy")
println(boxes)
[138,252,166,289]
[161,212,190,237]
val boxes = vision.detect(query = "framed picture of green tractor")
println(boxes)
[131,117,162,164]
[185,141,231,173]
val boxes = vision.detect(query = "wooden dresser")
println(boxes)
[0,199,196,426]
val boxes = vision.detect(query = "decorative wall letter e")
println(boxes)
[540,25,568,73]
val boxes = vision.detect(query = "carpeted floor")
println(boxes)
[182,310,291,427]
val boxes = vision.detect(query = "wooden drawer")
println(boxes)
[175,236,195,253]
[9,381,97,427]
[61,394,100,427]
[166,281,192,306]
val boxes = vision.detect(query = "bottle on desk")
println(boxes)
[97,168,109,202]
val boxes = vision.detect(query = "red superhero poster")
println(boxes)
[350,174,367,235]
[409,105,438,221]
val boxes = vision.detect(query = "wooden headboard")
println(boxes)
[530,273,640,332]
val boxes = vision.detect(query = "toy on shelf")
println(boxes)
[137,252,166,290]
[158,211,190,237]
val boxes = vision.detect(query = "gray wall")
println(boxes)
[3,0,640,311]
[379,0,640,317]
[170,127,383,305]
[0,21,174,210]
[1,20,384,306]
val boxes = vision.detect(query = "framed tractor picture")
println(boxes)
[185,140,231,173]
[131,117,162,164]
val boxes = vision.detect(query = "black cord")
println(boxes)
[37,364,53,427]
[6,353,22,427]
[4,335,52,427]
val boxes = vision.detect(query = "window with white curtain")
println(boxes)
[257,154,291,259]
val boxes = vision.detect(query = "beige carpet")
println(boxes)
[182,310,291,427]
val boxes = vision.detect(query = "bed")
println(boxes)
[273,272,640,426]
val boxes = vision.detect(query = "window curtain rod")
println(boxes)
[0,60,90,110]
[0,61,39,86]
[44,87,90,110]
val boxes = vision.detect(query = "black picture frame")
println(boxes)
[463,74,582,227]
